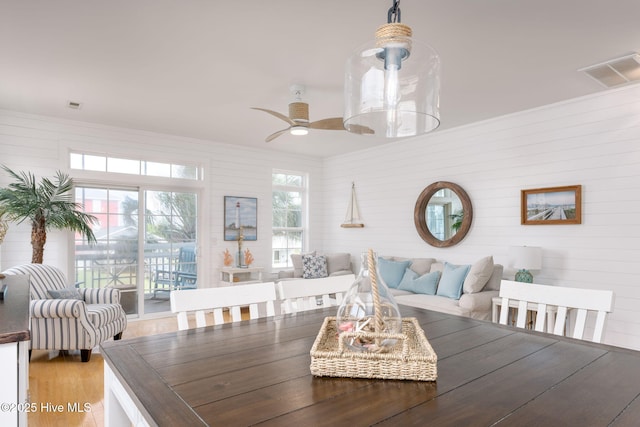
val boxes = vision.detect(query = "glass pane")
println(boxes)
[84,154,107,172]
[144,161,171,178]
[272,191,301,227]
[145,190,198,307]
[172,164,198,180]
[70,153,83,169]
[108,157,140,175]
[271,230,303,268]
[146,191,197,242]
[287,174,302,186]
[272,209,285,227]
[75,187,140,316]
[272,173,286,185]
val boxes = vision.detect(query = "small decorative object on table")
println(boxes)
[222,249,233,267]
[243,249,254,267]
[236,230,244,267]
[311,249,437,381]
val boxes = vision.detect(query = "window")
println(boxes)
[272,171,306,268]
[70,152,201,180]
[70,150,201,317]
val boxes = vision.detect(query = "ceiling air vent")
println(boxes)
[579,53,640,88]
[67,101,83,109]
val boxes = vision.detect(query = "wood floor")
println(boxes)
[28,311,241,427]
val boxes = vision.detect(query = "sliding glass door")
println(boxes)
[75,186,198,316]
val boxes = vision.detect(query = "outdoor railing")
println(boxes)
[75,242,195,295]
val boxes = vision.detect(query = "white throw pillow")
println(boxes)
[463,256,495,294]
[324,253,351,275]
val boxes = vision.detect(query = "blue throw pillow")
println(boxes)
[377,257,412,288]
[398,268,440,295]
[436,262,471,300]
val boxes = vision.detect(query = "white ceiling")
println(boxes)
[1,1,639,158]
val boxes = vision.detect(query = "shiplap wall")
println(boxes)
[0,110,324,287]
[1,83,639,349]
[321,84,640,350]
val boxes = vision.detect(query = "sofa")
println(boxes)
[277,252,354,281]
[276,252,355,312]
[379,255,503,320]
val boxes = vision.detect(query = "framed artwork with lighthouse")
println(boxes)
[224,196,258,241]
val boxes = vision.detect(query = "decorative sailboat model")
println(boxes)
[341,182,365,228]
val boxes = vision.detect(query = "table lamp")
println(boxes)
[509,246,542,283]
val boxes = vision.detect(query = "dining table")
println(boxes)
[101,305,640,426]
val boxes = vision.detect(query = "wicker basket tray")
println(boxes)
[310,316,437,381]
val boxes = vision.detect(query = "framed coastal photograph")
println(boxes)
[224,196,257,241]
[521,185,582,225]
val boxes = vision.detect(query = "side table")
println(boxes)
[220,266,264,286]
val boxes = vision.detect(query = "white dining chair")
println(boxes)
[170,282,277,330]
[498,280,614,343]
[276,274,355,314]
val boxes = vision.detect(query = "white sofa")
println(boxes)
[380,255,503,321]
[277,252,354,281]
[276,252,502,321]
[276,252,355,313]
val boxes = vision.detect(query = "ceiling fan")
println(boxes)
[252,85,373,142]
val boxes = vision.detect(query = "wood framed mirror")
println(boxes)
[414,181,473,248]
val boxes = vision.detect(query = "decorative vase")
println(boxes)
[336,249,402,353]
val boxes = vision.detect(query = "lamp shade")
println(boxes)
[344,24,441,138]
[509,246,542,271]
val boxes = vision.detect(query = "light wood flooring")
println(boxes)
[28,311,242,427]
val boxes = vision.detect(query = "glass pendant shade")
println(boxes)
[336,250,402,352]
[344,23,441,138]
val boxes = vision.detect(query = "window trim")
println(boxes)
[272,170,308,269]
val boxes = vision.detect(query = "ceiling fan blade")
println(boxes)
[346,124,375,135]
[265,127,291,142]
[251,107,296,126]
[309,117,345,130]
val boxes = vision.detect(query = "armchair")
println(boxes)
[2,264,127,362]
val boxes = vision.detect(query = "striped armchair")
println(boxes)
[2,264,127,362]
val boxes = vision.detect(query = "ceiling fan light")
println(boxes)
[344,4,441,138]
[290,126,309,136]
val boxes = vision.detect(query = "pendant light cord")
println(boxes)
[387,0,401,23]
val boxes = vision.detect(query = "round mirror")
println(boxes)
[414,181,473,247]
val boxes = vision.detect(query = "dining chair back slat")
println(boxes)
[498,280,614,343]
[170,282,277,330]
[277,274,355,314]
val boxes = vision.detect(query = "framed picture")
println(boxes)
[521,185,582,225]
[224,196,257,241]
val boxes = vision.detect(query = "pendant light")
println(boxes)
[344,0,441,138]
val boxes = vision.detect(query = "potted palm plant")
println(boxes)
[0,165,97,263]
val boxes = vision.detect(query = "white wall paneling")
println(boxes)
[1,83,639,349]
[0,110,323,289]
[322,84,640,350]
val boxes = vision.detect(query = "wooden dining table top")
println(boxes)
[101,305,640,426]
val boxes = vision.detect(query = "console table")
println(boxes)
[219,266,263,286]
